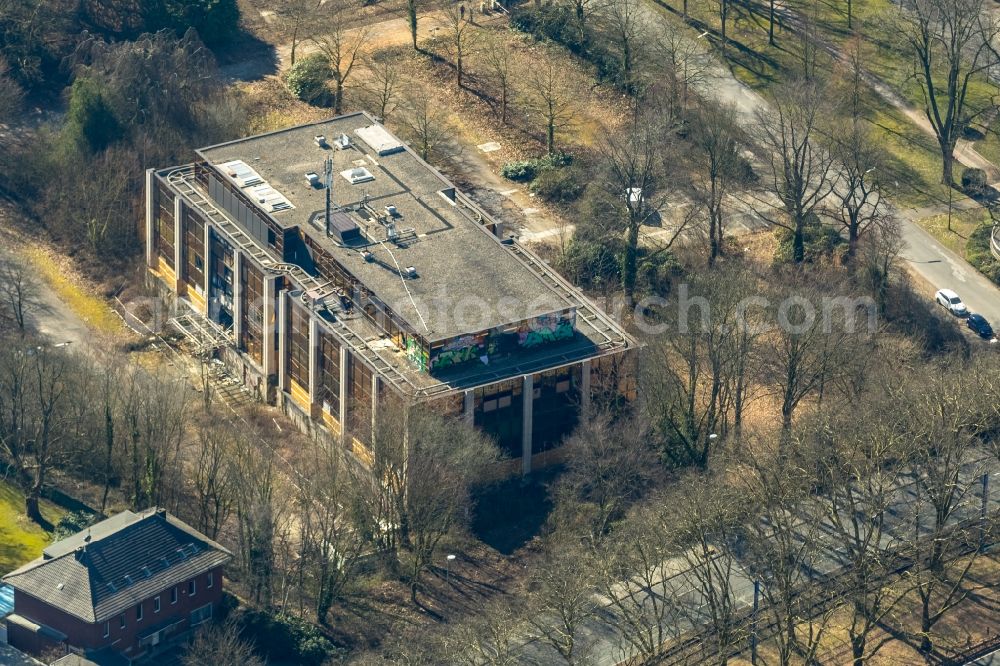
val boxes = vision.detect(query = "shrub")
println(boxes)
[501,153,574,183]
[501,159,540,182]
[529,166,584,203]
[236,610,339,666]
[773,216,845,264]
[284,54,332,106]
[967,222,1000,285]
[53,511,99,541]
[961,167,988,196]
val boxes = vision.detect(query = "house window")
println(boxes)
[206,572,214,589]
[171,587,178,604]
[190,603,212,627]
[103,621,109,638]
[188,580,196,596]
[154,596,161,613]
[119,614,126,629]
[136,604,143,622]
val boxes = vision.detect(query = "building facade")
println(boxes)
[146,113,635,472]
[2,509,231,662]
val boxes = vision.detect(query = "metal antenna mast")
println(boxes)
[324,156,333,236]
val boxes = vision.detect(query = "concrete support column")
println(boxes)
[145,170,155,269]
[463,390,474,425]
[262,277,276,380]
[581,359,591,416]
[339,347,348,445]
[308,316,319,405]
[278,291,289,393]
[233,251,243,344]
[370,372,379,447]
[173,196,183,292]
[203,223,212,300]
[521,374,534,475]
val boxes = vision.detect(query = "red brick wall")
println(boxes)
[8,567,225,659]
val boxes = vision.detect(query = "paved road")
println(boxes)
[899,207,1000,329]
[0,232,96,352]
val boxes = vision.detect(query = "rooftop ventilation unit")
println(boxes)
[384,204,398,218]
[404,266,418,279]
[221,160,264,187]
[354,125,405,156]
[305,172,320,187]
[315,135,328,148]
[341,167,375,185]
[362,250,374,262]
[247,183,294,212]
[336,133,351,149]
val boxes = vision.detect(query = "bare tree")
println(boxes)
[311,0,371,115]
[653,29,708,115]
[278,0,324,66]
[230,428,288,608]
[740,441,831,666]
[763,276,864,434]
[897,0,1000,185]
[442,598,524,666]
[897,362,990,654]
[640,267,762,467]
[551,411,657,545]
[0,256,39,334]
[754,80,836,264]
[526,540,600,664]
[190,422,235,540]
[437,0,477,88]
[482,32,514,124]
[526,59,575,156]
[355,406,497,603]
[598,507,686,663]
[689,102,749,265]
[597,111,690,305]
[298,437,363,624]
[662,473,750,665]
[397,90,453,163]
[360,55,399,122]
[0,338,99,526]
[831,120,890,262]
[183,618,264,666]
[600,0,647,95]
[806,410,915,666]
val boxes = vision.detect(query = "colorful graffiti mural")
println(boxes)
[430,334,487,370]
[406,336,429,372]
[428,310,577,372]
[518,312,575,348]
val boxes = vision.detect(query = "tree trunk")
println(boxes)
[623,222,640,305]
[500,87,507,124]
[409,0,419,50]
[793,222,805,263]
[941,143,954,185]
[847,0,852,29]
[920,595,933,653]
[547,116,555,155]
[769,0,775,45]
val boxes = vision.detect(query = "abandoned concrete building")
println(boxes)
[145,112,635,472]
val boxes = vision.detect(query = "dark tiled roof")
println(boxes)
[2,508,231,624]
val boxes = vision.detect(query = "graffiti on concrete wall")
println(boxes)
[430,334,486,371]
[518,312,575,349]
[406,336,429,372]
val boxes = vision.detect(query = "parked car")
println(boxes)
[966,313,995,339]
[935,289,969,317]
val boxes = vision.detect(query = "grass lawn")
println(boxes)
[918,207,991,258]
[0,479,66,574]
